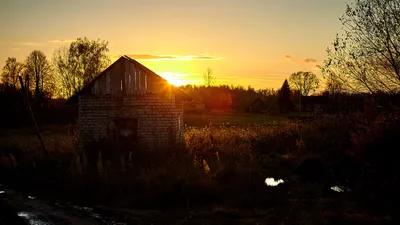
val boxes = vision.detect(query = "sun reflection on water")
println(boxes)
[265,178,285,186]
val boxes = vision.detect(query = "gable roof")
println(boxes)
[65,55,192,105]
[249,97,265,107]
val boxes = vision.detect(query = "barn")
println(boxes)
[65,55,192,150]
[248,97,267,113]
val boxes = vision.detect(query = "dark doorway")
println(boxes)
[113,118,139,146]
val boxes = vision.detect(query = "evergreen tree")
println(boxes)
[278,79,292,113]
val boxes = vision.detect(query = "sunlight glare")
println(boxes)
[157,72,189,87]
[265,178,285,187]
[330,185,351,193]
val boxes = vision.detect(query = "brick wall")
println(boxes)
[78,93,184,150]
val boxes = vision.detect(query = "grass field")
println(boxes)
[183,112,314,127]
[1,110,399,223]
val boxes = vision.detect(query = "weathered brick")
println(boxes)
[78,93,185,150]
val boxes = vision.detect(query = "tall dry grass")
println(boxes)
[1,110,399,211]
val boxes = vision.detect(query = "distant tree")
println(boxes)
[180,84,279,112]
[325,73,343,98]
[53,37,110,98]
[319,0,400,93]
[289,71,319,113]
[203,67,215,87]
[278,79,292,113]
[289,71,320,96]
[25,50,54,100]
[1,57,24,88]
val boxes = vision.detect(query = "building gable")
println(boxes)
[65,56,191,104]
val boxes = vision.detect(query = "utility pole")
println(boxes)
[298,74,302,117]
[298,89,301,116]
[19,76,50,159]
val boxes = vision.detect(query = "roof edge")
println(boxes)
[64,55,193,104]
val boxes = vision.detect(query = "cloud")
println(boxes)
[13,42,41,46]
[48,39,75,44]
[284,54,298,63]
[285,55,318,64]
[304,58,317,63]
[116,54,223,61]
[11,48,20,51]
[156,72,189,77]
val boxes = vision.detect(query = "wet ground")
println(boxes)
[1,178,395,225]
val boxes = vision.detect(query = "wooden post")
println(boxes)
[298,73,302,117]
[18,76,50,159]
[298,89,302,117]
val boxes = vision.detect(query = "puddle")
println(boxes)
[17,211,53,225]
[66,203,127,224]
[265,178,285,186]
[0,183,127,225]
[331,185,351,193]
[71,204,93,213]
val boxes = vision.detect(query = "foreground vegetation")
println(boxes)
[183,111,293,127]
[1,109,399,224]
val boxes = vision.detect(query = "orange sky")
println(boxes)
[0,0,353,90]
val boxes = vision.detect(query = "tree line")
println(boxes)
[181,70,320,113]
[1,37,111,102]
[1,0,399,115]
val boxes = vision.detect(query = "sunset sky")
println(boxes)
[1,0,353,89]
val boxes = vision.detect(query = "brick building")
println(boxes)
[65,55,192,150]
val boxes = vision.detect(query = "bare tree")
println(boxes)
[52,37,110,98]
[324,70,344,98]
[289,71,320,96]
[25,50,54,99]
[203,67,215,87]
[1,57,24,88]
[319,0,400,93]
[289,71,319,114]
[52,46,75,98]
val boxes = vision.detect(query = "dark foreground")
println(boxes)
[1,112,400,224]
[0,181,394,225]
[1,153,398,225]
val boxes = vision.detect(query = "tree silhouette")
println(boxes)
[289,71,320,97]
[319,0,400,93]
[325,73,343,99]
[25,50,54,100]
[1,57,24,88]
[203,67,215,87]
[278,79,292,113]
[53,37,110,98]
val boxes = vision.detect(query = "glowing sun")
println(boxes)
[157,72,188,87]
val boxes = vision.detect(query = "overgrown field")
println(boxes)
[183,111,313,127]
[1,110,400,224]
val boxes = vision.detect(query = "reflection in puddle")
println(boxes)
[17,212,32,219]
[17,211,52,225]
[91,213,102,219]
[265,178,285,186]
[71,205,93,212]
[70,204,127,225]
[331,185,351,193]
